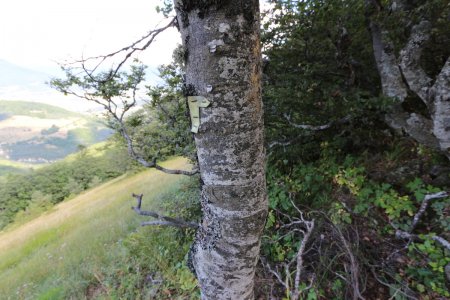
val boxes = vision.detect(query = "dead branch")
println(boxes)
[394,191,450,251]
[395,230,450,252]
[284,113,350,131]
[333,225,365,300]
[265,201,315,300]
[132,193,198,229]
[290,201,315,300]
[77,17,176,80]
[410,191,448,232]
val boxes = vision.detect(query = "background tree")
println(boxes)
[366,0,450,159]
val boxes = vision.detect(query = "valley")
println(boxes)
[0,100,111,173]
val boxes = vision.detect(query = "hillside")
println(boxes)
[0,100,111,170]
[0,157,197,299]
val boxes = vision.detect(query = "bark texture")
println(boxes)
[367,2,450,159]
[174,1,267,299]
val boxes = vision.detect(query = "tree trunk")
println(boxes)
[366,1,450,160]
[174,1,267,299]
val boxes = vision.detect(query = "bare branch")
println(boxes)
[265,263,288,290]
[284,113,350,131]
[334,226,365,300]
[410,191,448,232]
[266,203,316,300]
[76,18,176,79]
[292,218,315,300]
[153,160,199,176]
[395,230,450,252]
[394,191,450,251]
[132,193,198,229]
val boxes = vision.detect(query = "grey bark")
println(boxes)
[367,4,450,159]
[174,1,267,299]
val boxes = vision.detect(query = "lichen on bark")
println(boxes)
[174,0,267,298]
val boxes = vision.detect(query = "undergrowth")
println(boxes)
[261,139,450,299]
[87,176,201,299]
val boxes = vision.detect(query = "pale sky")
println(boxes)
[0,1,270,112]
[0,0,179,72]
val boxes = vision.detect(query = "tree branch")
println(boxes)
[333,225,365,300]
[132,193,198,229]
[394,191,450,251]
[398,21,433,104]
[410,191,448,232]
[120,125,199,175]
[367,17,408,101]
[284,113,350,131]
[385,109,440,149]
[291,203,315,300]
[77,17,176,80]
[395,230,450,252]
[265,201,315,300]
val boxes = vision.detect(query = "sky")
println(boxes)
[0,0,179,72]
[0,1,270,112]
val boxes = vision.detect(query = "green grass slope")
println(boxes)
[0,157,193,299]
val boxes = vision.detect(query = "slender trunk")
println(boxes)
[174,1,267,298]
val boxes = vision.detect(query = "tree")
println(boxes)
[174,1,267,298]
[52,0,267,298]
[366,0,450,160]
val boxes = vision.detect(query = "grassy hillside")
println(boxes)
[0,157,198,299]
[0,100,111,168]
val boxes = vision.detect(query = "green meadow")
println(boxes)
[0,157,199,299]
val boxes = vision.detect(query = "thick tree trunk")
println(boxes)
[174,1,267,299]
[366,1,450,160]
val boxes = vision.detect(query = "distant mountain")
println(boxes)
[0,59,156,113]
[0,59,51,87]
[0,60,103,112]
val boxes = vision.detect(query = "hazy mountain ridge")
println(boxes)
[0,60,51,86]
[0,60,103,112]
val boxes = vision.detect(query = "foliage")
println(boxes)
[262,0,391,163]
[263,147,449,298]
[0,158,198,300]
[0,141,136,229]
[125,63,196,163]
[100,178,200,299]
